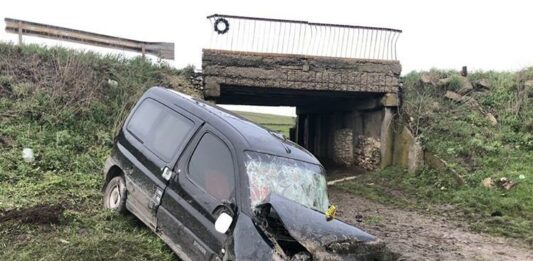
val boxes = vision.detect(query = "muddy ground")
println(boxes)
[0,204,64,225]
[329,187,533,261]
[2,190,531,260]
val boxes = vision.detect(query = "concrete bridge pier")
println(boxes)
[293,93,399,170]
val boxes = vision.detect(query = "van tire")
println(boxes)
[103,176,127,213]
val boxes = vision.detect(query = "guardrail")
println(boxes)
[5,18,174,60]
[206,14,402,60]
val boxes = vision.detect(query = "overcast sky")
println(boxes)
[2,0,532,116]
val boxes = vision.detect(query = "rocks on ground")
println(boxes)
[435,75,474,94]
[483,177,518,190]
[444,90,498,126]
[420,72,436,85]
[422,70,492,95]
[444,90,463,102]
[456,76,474,95]
[474,78,491,90]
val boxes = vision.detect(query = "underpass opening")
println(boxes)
[220,104,296,138]
[215,86,394,172]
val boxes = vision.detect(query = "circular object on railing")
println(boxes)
[214,18,230,34]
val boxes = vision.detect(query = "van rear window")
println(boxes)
[127,98,193,162]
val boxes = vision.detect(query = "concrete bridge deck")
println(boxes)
[203,49,401,105]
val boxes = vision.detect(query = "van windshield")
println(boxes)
[244,151,329,212]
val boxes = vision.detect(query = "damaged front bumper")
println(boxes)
[230,193,398,260]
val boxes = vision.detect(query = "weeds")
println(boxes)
[341,68,533,243]
[0,42,194,260]
[1,41,532,258]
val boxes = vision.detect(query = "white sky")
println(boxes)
[2,0,532,116]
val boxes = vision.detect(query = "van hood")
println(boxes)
[254,193,397,260]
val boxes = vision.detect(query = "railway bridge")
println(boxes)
[202,14,412,170]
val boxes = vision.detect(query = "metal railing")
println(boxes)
[206,14,402,60]
[5,18,174,60]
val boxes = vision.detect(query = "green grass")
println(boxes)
[336,165,533,244]
[0,42,190,260]
[1,42,532,259]
[0,42,296,260]
[233,110,295,137]
[338,69,533,244]
[0,206,177,261]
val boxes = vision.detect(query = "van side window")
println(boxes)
[188,133,235,201]
[127,98,193,162]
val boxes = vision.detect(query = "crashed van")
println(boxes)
[102,87,392,260]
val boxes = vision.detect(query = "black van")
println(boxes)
[102,87,392,260]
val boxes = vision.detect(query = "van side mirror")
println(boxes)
[215,212,233,234]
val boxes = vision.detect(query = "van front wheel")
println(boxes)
[104,176,127,213]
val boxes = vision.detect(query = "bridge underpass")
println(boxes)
[202,14,406,172]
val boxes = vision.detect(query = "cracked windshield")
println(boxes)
[245,151,329,212]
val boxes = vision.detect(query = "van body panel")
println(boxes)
[103,87,389,260]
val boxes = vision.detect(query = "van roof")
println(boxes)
[150,87,320,165]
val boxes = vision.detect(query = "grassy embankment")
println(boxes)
[337,69,533,244]
[0,43,295,260]
[0,42,199,260]
[1,42,530,260]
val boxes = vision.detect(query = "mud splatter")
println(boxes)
[0,204,64,225]
[0,135,14,148]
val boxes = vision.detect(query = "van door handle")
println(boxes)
[161,167,174,181]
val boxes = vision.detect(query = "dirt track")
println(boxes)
[329,188,533,261]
